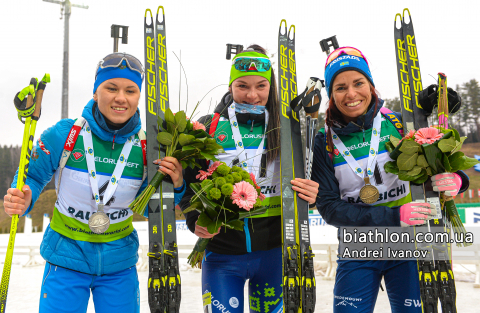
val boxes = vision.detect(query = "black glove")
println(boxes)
[418,84,462,116]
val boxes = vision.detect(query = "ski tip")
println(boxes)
[288,24,295,39]
[280,19,287,28]
[403,8,411,19]
[145,9,152,18]
[394,13,402,29]
[157,6,165,16]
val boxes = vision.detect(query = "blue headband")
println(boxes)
[93,60,143,94]
[324,53,374,97]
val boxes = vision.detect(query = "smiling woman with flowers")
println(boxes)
[179,44,319,313]
[311,47,469,312]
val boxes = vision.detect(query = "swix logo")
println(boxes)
[38,139,51,155]
[404,299,422,307]
[64,126,81,151]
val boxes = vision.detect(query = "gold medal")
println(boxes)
[359,177,379,204]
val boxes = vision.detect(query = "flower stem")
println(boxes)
[129,172,166,215]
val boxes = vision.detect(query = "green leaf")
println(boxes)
[438,137,456,153]
[224,220,244,231]
[443,154,452,172]
[398,169,425,182]
[180,160,188,169]
[174,110,187,132]
[399,140,421,155]
[416,154,429,168]
[189,129,210,138]
[178,133,195,146]
[397,152,418,171]
[200,152,215,160]
[238,206,268,219]
[407,166,422,177]
[451,128,461,142]
[390,135,401,147]
[426,167,432,176]
[384,161,399,175]
[182,145,197,151]
[164,108,175,124]
[157,117,167,133]
[450,137,467,154]
[456,156,480,171]
[183,201,204,214]
[421,144,444,174]
[196,212,213,227]
[389,140,404,160]
[157,132,173,145]
[385,142,395,154]
[448,151,465,172]
[412,170,429,184]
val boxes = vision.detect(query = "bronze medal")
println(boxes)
[359,177,379,204]
[88,203,110,234]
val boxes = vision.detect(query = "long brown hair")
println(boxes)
[325,84,379,153]
[231,44,280,165]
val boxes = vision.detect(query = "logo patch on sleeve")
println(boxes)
[38,139,51,155]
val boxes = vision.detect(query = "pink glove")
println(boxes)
[431,172,462,197]
[400,202,437,227]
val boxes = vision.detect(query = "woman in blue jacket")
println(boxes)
[311,47,468,312]
[3,53,185,313]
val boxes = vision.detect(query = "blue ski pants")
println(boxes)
[39,263,140,313]
[201,247,283,313]
[333,259,422,313]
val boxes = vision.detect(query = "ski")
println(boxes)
[154,7,181,313]
[144,9,165,313]
[394,8,456,313]
[278,19,301,313]
[290,75,324,313]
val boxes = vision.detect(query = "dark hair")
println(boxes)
[325,84,379,153]
[231,44,280,165]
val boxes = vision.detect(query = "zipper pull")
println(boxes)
[112,134,116,150]
[250,120,254,132]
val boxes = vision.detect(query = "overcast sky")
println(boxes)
[1,0,479,146]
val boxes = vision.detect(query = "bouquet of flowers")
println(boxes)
[129,108,225,215]
[384,126,478,245]
[184,161,268,267]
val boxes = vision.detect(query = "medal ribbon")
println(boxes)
[227,103,269,176]
[330,112,382,180]
[83,121,134,208]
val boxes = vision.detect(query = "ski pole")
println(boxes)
[0,74,50,313]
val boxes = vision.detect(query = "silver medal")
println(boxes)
[88,203,110,234]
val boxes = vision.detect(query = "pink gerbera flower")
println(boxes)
[192,121,206,131]
[196,170,211,180]
[231,181,258,211]
[208,161,222,174]
[414,127,444,145]
[258,192,266,201]
[399,129,415,143]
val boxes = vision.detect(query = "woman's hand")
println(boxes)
[431,172,462,197]
[153,157,184,188]
[3,186,32,217]
[291,178,319,205]
[194,221,221,239]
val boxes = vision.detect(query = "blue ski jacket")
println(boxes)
[311,99,469,228]
[12,99,185,275]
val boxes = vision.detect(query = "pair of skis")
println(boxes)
[278,20,319,313]
[143,7,180,313]
[394,9,456,313]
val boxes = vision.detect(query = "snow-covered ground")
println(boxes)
[1,219,480,312]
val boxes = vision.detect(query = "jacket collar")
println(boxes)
[331,98,384,136]
[81,99,142,144]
